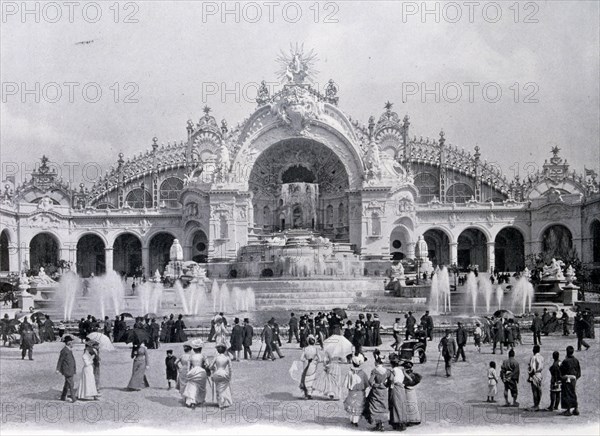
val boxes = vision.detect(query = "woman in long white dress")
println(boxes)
[210,344,233,409]
[313,349,342,399]
[299,335,320,399]
[182,339,209,409]
[77,344,99,400]
[175,343,193,395]
[213,318,230,350]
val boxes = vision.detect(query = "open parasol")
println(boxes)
[332,308,348,319]
[87,332,115,351]
[323,334,353,360]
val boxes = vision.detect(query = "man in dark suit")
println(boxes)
[56,335,77,402]
[455,322,468,362]
[260,320,275,361]
[530,312,543,346]
[150,318,160,349]
[271,319,285,358]
[288,313,299,343]
[405,311,416,340]
[242,318,253,359]
[438,329,457,377]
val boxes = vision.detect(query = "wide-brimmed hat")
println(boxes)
[243,318,250,323]
[190,338,203,349]
[400,359,414,368]
[62,335,74,343]
[351,353,366,366]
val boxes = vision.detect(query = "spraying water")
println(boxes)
[495,285,504,310]
[429,269,440,314]
[87,270,125,319]
[173,281,189,315]
[465,272,478,313]
[479,275,493,313]
[58,271,81,321]
[438,266,451,313]
[511,276,534,314]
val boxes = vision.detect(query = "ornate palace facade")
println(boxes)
[1,50,599,283]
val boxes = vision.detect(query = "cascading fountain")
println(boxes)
[87,270,125,320]
[495,285,504,311]
[58,270,81,321]
[428,268,440,314]
[465,271,478,313]
[138,270,165,315]
[438,266,451,313]
[429,266,451,314]
[511,275,534,314]
[479,275,493,314]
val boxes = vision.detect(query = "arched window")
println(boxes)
[263,206,271,227]
[159,177,183,207]
[326,205,334,228]
[125,188,152,209]
[338,203,345,226]
[414,173,439,204]
[446,183,474,204]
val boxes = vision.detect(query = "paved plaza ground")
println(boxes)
[1,329,598,435]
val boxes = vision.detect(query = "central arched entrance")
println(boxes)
[149,232,176,274]
[423,229,450,267]
[29,233,60,272]
[77,234,106,277]
[113,233,142,277]
[457,228,488,271]
[495,227,525,272]
[248,138,350,240]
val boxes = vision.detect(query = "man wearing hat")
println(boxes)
[271,318,285,358]
[242,318,253,359]
[438,329,457,377]
[287,312,299,343]
[260,319,275,361]
[391,317,402,349]
[56,335,77,402]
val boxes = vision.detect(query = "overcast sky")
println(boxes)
[1,0,599,186]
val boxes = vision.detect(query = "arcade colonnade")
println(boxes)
[1,220,591,276]
[0,227,209,278]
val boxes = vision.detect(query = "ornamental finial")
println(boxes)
[384,101,393,111]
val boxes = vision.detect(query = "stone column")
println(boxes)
[487,241,495,273]
[104,247,114,272]
[449,242,458,266]
[142,247,150,277]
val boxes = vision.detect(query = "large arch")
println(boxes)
[495,227,525,272]
[592,220,600,263]
[423,228,450,267]
[113,233,142,277]
[76,234,106,277]
[542,224,573,260]
[149,232,176,275]
[457,228,488,271]
[29,232,60,272]
[232,111,365,192]
[0,230,9,271]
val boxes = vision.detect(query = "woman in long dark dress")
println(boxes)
[173,315,187,343]
[126,341,150,391]
[364,314,373,347]
[559,346,581,416]
[364,350,391,431]
[372,314,382,347]
[388,354,407,431]
[229,318,243,361]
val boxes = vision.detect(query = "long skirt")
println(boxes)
[405,387,420,423]
[365,386,389,423]
[177,370,188,395]
[389,385,407,425]
[561,378,578,409]
[299,360,318,395]
[313,362,342,399]
[78,365,98,399]
[212,369,233,409]
[126,359,149,390]
[344,390,366,416]
[183,367,208,406]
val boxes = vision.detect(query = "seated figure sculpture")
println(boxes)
[542,258,565,281]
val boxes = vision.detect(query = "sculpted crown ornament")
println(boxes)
[271,85,323,135]
[276,43,318,85]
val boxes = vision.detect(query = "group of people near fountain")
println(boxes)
[0,312,62,359]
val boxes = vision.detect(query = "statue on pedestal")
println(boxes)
[169,239,184,261]
[542,258,565,281]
